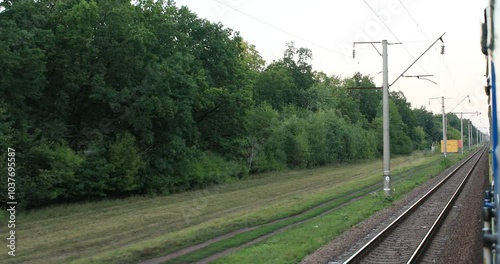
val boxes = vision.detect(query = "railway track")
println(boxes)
[336,148,486,264]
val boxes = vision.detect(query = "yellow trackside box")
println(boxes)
[441,140,459,153]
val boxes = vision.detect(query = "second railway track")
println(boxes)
[336,148,486,264]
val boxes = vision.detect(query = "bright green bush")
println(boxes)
[107,133,145,192]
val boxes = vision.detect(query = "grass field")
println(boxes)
[1,152,464,264]
[214,155,460,264]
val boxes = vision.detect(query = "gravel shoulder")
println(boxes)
[435,152,486,263]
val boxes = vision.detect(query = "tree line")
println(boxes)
[0,0,480,209]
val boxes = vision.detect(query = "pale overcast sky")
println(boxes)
[175,0,490,134]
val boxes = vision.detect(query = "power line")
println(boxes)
[438,54,455,86]
[398,0,455,88]
[210,0,349,58]
[361,0,429,75]
[361,0,402,44]
[399,0,428,39]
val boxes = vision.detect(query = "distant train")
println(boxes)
[482,1,499,263]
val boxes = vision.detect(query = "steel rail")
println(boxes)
[343,148,484,264]
[407,148,486,263]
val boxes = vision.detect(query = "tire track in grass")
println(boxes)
[141,161,438,264]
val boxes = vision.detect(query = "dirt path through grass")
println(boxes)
[142,160,439,264]
[6,153,441,264]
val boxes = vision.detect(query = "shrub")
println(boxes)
[107,133,145,192]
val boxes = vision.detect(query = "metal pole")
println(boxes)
[469,121,471,149]
[442,96,447,157]
[477,127,479,145]
[460,113,463,155]
[452,112,479,152]
[382,40,391,196]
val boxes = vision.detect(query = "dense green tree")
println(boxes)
[447,127,461,141]
[414,107,441,144]
[239,40,265,81]
[413,126,428,150]
[0,0,462,209]
[447,113,461,131]
[307,74,342,111]
[0,0,52,122]
[390,91,417,142]
[306,111,329,165]
[253,63,298,110]
[343,73,381,124]
[245,103,279,172]
[253,42,315,110]
[372,99,412,155]
[332,83,363,124]
[282,42,316,91]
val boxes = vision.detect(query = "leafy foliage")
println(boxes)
[0,0,476,209]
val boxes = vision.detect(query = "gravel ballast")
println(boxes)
[301,152,487,264]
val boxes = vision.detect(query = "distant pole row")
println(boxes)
[452,111,480,154]
[353,33,446,196]
[429,96,450,157]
